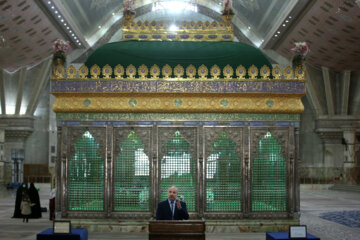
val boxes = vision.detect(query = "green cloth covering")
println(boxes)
[85,41,272,78]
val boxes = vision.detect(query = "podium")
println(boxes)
[266,232,320,240]
[149,220,205,240]
[37,228,88,240]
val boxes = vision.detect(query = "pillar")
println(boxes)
[0,127,5,184]
[343,129,357,184]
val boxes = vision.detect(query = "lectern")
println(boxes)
[149,220,205,240]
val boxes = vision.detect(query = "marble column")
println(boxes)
[317,131,343,182]
[0,127,5,184]
[342,129,357,184]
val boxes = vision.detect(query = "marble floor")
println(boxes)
[0,184,359,240]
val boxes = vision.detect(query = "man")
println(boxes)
[156,186,189,220]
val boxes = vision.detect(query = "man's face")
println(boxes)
[167,187,178,201]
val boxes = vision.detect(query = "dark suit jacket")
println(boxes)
[156,200,189,220]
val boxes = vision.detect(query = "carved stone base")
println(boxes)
[63,218,300,233]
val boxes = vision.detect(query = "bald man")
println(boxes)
[156,186,189,220]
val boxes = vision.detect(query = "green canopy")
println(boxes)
[85,41,271,78]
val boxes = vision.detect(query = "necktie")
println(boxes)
[170,200,174,220]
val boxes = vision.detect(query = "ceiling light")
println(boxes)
[48,1,51,4]
[78,43,81,46]
[55,10,58,14]
[67,27,69,29]
[248,26,251,30]
[58,15,61,18]
[285,20,289,23]
[74,36,77,39]
[76,40,79,42]
[277,31,280,34]
[152,1,198,13]
[112,12,115,16]
[61,19,64,22]
[69,30,72,33]
[51,6,54,9]
[98,26,101,29]
[64,23,67,26]
[72,33,75,36]
[289,16,292,19]
[275,35,278,37]
[282,24,286,26]
[169,24,178,32]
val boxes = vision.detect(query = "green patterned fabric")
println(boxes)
[69,131,104,211]
[160,131,196,211]
[113,131,150,211]
[85,41,272,78]
[252,132,286,211]
[206,131,241,211]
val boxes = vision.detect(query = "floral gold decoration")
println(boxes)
[114,64,124,79]
[83,98,91,107]
[221,14,233,23]
[162,64,172,78]
[235,65,246,79]
[102,64,112,79]
[52,93,304,113]
[223,64,233,79]
[260,65,270,79]
[51,64,306,114]
[52,64,306,81]
[150,64,160,79]
[198,65,208,79]
[283,66,293,79]
[210,65,221,79]
[78,65,88,79]
[294,66,305,80]
[174,65,185,78]
[66,65,77,79]
[53,65,65,79]
[126,64,136,79]
[90,64,100,79]
[272,66,282,79]
[186,65,196,78]
[138,64,148,79]
[248,65,258,79]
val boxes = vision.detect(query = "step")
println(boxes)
[329,184,360,192]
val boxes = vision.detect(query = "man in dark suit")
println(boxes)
[156,186,189,220]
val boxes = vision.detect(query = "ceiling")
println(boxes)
[0,0,360,72]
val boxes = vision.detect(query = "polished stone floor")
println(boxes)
[0,184,359,240]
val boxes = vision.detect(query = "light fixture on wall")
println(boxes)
[0,34,9,49]
[0,34,11,55]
